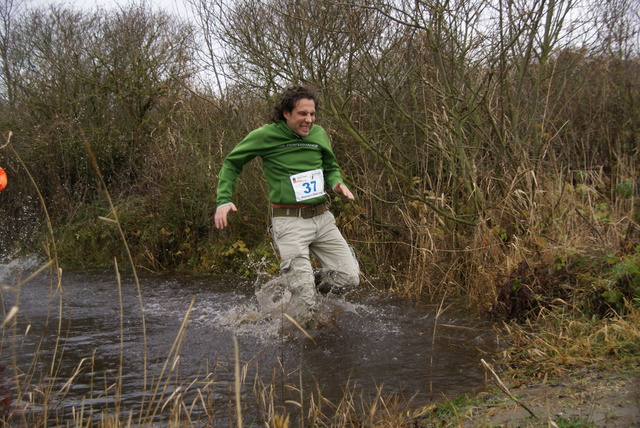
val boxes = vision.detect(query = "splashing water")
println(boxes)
[214,273,360,339]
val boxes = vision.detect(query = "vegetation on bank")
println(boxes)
[0,0,637,308]
[0,0,638,425]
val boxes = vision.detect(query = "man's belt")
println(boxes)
[271,203,326,219]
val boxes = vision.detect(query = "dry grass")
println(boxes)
[2,106,639,426]
[502,305,640,379]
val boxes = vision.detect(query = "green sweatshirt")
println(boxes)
[216,121,344,206]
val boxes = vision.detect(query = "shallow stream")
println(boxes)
[0,258,499,425]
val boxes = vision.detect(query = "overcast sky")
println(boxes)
[27,0,193,18]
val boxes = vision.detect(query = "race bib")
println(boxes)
[290,169,325,202]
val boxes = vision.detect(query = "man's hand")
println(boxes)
[333,182,355,201]
[215,203,238,229]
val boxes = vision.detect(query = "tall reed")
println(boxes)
[0,130,437,427]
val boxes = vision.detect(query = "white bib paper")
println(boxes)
[290,169,325,202]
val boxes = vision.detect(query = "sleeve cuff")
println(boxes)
[216,202,234,210]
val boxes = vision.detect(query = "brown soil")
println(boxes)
[414,369,640,427]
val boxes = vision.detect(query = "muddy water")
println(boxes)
[0,258,499,425]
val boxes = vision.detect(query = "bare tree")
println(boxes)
[0,0,21,106]
[5,3,196,204]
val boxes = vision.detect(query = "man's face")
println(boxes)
[283,98,316,137]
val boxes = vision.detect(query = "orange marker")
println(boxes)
[0,167,6,191]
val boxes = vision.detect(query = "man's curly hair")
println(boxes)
[271,86,320,123]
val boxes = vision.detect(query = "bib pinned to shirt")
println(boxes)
[290,169,324,202]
